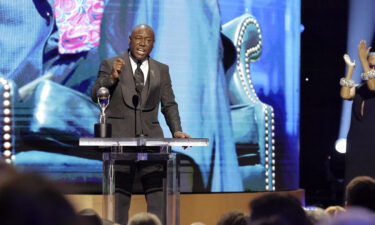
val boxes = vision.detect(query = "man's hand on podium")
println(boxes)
[173,131,191,149]
[173,131,191,138]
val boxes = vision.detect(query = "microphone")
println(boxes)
[134,85,146,137]
[133,62,145,137]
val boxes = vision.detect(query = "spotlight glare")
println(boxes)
[3,142,11,149]
[335,138,347,154]
[3,133,11,140]
[3,150,11,157]
[3,100,10,107]
[3,125,11,132]
[3,92,10,98]
[3,117,11,124]
[3,108,11,115]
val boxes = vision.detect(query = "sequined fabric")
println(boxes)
[54,0,105,54]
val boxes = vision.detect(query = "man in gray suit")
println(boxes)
[92,24,190,224]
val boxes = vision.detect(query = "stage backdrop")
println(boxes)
[0,0,300,193]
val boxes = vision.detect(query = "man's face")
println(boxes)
[129,26,155,61]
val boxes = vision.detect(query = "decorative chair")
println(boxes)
[222,14,276,191]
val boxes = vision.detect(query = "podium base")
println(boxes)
[94,123,112,138]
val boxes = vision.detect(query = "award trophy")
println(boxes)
[94,87,112,138]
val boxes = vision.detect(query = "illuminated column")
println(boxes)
[1,78,14,163]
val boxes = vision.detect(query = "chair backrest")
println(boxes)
[221,14,263,106]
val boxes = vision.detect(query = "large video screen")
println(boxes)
[0,0,300,193]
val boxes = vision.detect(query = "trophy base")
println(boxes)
[94,123,112,138]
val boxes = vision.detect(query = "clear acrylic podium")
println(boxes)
[79,137,209,225]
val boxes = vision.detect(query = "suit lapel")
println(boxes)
[120,52,138,108]
[143,58,160,110]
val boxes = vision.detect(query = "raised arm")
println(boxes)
[340,54,356,100]
[358,40,375,90]
[91,58,125,102]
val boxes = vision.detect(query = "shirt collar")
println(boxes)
[129,50,148,65]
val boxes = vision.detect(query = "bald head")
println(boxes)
[129,24,155,61]
[131,24,154,38]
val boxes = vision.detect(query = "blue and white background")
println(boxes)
[0,0,300,192]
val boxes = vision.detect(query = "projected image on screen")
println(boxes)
[0,0,300,193]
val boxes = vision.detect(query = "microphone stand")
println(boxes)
[136,90,145,138]
[135,81,146,138]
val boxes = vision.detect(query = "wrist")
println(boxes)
[340,77,357,88]
[361,70,375,81]
[110,73,118,81]
[347,65,355,69]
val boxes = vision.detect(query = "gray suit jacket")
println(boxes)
[92,52,182,138]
